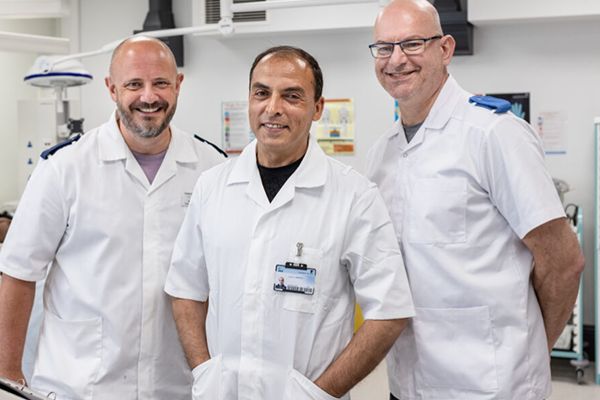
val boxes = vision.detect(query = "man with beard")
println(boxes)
[0,36,225,399]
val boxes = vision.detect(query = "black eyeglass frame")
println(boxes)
[368,35,443,58]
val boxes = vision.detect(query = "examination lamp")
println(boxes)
[23,0,384,77]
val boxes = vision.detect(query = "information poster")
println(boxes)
[222,101,254,154]
[315,98,355,155]
[536,111,567,155]
[487,92,530,122]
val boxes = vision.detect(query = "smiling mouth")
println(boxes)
[385,70,416,78]
[137,106,161,113]
[262,122,287,129]
[131,101,167,115]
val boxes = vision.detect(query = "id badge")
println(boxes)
[273,263,316,295]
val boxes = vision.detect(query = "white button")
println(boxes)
[403,152,408,158]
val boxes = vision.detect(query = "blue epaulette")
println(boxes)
[194,134,228,158]
[468,95,511,113]
[40,134,82,160]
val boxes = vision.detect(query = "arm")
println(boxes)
[0,274,36,382]
[314,318,408,398]
[171,297,210,369]
[523,217,585,351]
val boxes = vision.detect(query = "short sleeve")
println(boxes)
[0,160,67,281]
[164,179,210,301]
[481,116,565,238]
[342,184,415,320]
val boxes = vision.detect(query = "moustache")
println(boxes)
[130,100,169,111]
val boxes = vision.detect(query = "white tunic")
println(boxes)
[366,76,565,400]
[0,113,224,400]
[165,137,415,400]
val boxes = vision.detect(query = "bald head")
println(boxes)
[376,0,443,37]
[371,0,455,123]
[109,36,178,79]
[105,35,184,146]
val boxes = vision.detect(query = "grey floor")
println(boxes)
[350,358,600,399]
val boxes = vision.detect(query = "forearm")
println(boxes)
[525,218,585,350]
[314,318,408,398]
[0,274,35,381]
[171,297,210,369]
[533,263,582,349]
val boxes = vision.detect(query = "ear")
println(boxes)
[312,97,325,121]
[440,35,456,66]
[105,77,118,102]
[175,72,184,93]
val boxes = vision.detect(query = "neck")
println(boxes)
[399,73,449,126]
[256,141,308,168]
[118,120,171,155]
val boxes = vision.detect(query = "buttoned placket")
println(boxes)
[237,173,296,400]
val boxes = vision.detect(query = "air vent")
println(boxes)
[205,0,266,24]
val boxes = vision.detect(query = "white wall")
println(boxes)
[0,18,58,205]
[79,1,599,323]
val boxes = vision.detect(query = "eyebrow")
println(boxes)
[251,82,306,95]
[251,82,270,91]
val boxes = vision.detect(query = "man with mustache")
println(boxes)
[0,36,225,399]
[366,1,585,399]
[164,45,414,400]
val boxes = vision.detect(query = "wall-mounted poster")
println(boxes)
[536,111,567,155]
[315,98,355,155]
[222,101,254,154]
[486,92,530,122]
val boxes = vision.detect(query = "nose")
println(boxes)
[388,44,408,66]
[139,83,159,104]
[265,94,283,116]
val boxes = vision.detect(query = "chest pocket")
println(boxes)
[408,178,467,244]
[281,246,323,314]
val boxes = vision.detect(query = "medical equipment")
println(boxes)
[17,57,90,195]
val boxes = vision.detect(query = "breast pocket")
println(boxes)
[408,178,467,244]
[413,306,498,393]
[281,246,323,314]
[32,311,103,399]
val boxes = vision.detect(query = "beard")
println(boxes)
[117,99,177,138]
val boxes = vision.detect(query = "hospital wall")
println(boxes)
[0,19,58,206]
[0,1,597,325]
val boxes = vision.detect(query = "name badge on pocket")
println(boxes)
[273,262,316,295]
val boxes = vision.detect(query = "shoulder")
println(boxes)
[454,95,539,144]
[38,126,101,168]
[40,134,82,160]
[326,157,376,194]
[459,95,514,129]
[192,134,228,159]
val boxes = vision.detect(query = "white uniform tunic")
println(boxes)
[366,76,565,400]
[165,137,415,400]
[0,113,224,400]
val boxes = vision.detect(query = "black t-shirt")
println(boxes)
[257,156,304,202]
[404,122,423,143]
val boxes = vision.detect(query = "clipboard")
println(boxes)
[0,377,54,400]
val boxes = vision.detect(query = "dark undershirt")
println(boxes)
[404,122,423,143]
[257,156,304,202]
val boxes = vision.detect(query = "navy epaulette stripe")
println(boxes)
[194,134,228,158]
[40,134,82,160]
[469,95,511,113]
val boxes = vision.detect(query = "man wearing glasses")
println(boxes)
[366,1,584,399]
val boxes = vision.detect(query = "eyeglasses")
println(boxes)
[368,36,442,58]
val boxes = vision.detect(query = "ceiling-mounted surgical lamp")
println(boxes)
[24,0,386,82]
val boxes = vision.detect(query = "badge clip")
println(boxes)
[285,262,308,270]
